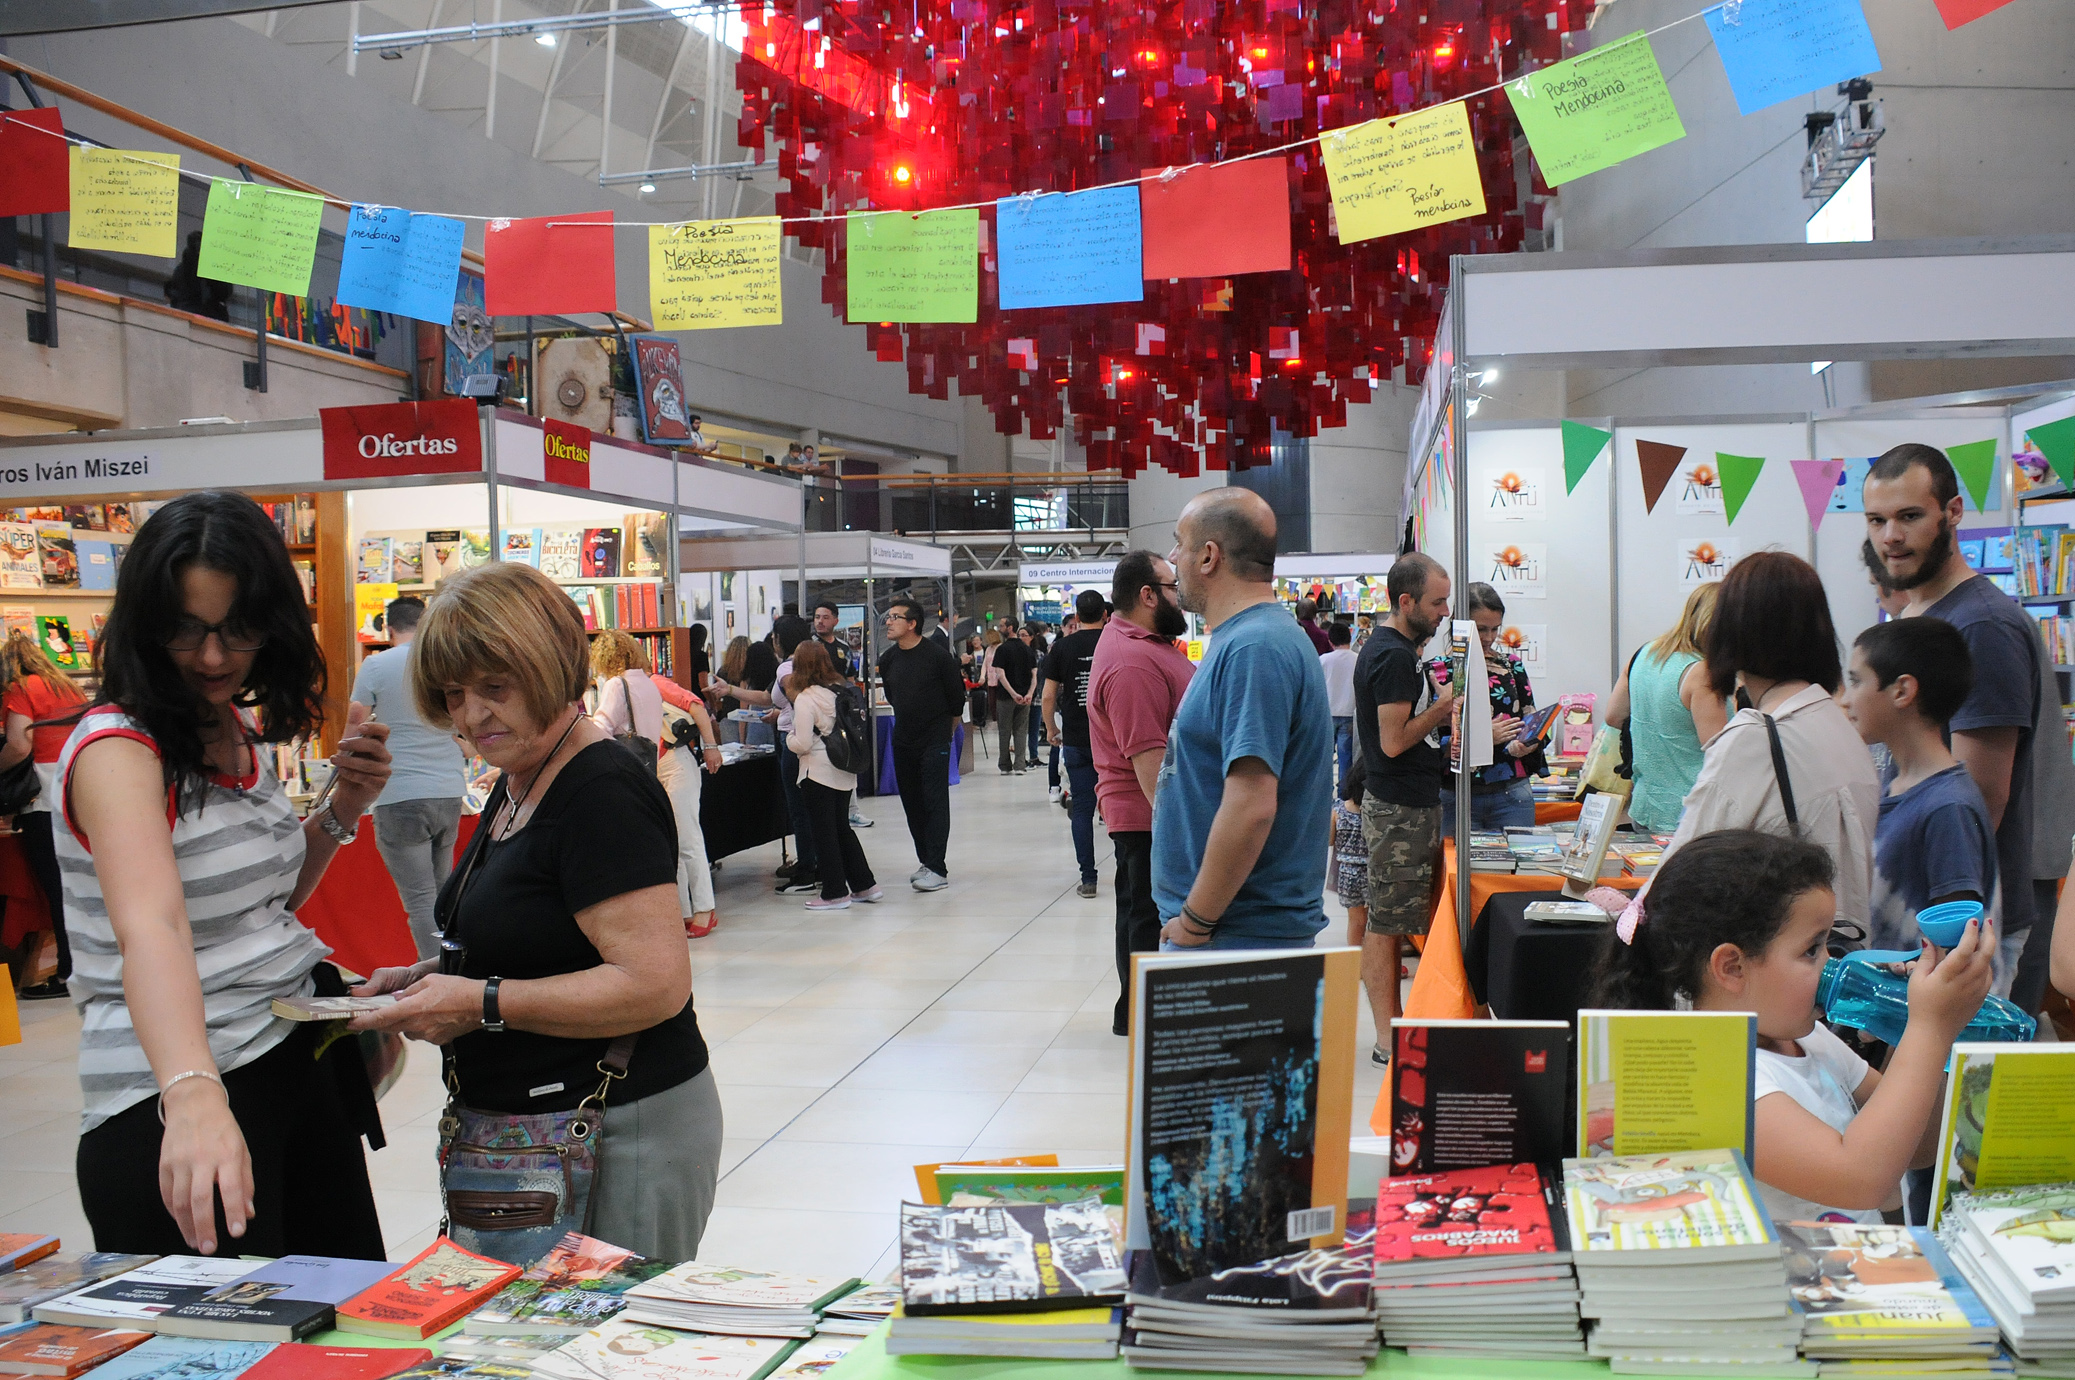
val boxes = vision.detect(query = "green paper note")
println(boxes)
[1561,420,1612,494]
[1948,438,1999,511]
[1508,31,1686,187]
[2027,416,2075,490]
[198,179,326,297]
[845,207,979,324]
[1717,452,1765,524]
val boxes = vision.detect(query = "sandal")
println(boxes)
[686,911,718,939]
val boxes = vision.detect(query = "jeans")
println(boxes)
[372,796,463,962]
[776,739,818,870]
[15,811,67,981]
[893,738,953,877]
[801,777,876,900]
[1436,777,1538,837]
[1332,716,1353,783]
[997,700,1030,771]
[656,747,715,915]
[1112,831,1159,1033]
[1047,743,1061,789]
[1063,745,1099,884]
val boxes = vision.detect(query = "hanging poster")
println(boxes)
[1486,541,1548,601]
[1319,102,1486,244]
[845,208,980,323]
[1679,537,1739,589]
[631,335,694,446]
[648,216,783,330]
[1506,31,1685,188]
[67,148,182,257]
[445,269,493,395]
[1675,457,1725,515]
[1480,463,1547,523]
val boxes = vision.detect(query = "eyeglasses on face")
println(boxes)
[164,618,267,653]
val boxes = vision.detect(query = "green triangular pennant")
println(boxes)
[2027,416,2075,491]
[1561,420,1612,495]
[1948,438,1999,511]
[1717,452,1765,525]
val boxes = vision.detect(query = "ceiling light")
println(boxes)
[639,180,658,193]
[536,30,558,46]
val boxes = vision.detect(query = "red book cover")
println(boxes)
[642,582,661,628]
[0,1324,150,1377]
[1375,1163,1560,1265]
[333,1239,519,1341]
[239,1344,434,1379]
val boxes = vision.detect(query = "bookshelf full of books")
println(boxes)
[0,503,154,681]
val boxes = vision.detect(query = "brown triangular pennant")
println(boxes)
[1637,440,1687,514]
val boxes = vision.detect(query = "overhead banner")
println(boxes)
[320,400,483,481]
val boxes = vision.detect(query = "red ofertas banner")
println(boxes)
[320,399,482,481]
[543,418,592,489]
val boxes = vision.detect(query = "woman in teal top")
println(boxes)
[1607,583,1728,834]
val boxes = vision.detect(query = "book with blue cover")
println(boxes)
[72,1335,277,1379]
[1781,1222,1998,1352]
[75,540,116,592]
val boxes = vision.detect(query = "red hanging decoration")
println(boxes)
[734,0,1578,474]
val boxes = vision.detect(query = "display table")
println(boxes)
[870,716,965,798]
[702,753,791,861]
[823,1332,1614,1380]
[1463,890,1627,1021]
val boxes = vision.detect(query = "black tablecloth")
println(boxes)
[1462,890,1613,1021]
[698,753,790,860]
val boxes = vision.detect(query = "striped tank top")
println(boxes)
[56,707,326,1133]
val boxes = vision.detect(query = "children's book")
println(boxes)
[0,1235,60,1273]
[581,529,621,580]
[0,1257,157,1325]
[33,525,76,589]
[1386,1019,1569,1173]
[1576,1010,1757,1160]
[32,1257,255,1328]
[333,1239,520,1341]
[1954,1186,2075,1305]
[104,506,134,536]
[1928,1046,2075,1229]
[1560,1150,1779,1262]
[391,541,423,586]
[423,531,464,586]
[35,618,75,670]
[458,530,492,570]
[931,1165,1125,1207]
[465,1235,670,1337]
[0,608,32,642]
[0,1324,151,1377]
[356,537,394,584]
[75,541,116,592]
[1376,1163,1569,1272]
[1779,1222,1997,1347]
[153,1256,395,1344]
[538,530,582,581]
[58,507,93,530]
[0,526,43,589]
[911,1157,1061,1204]
[898,1199,1127,1315]
[502,529,541,568]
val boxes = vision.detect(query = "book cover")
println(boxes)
[1780,1223,1995,1341]
[538,530,582,581]
[1387,1020,1568,1173]
[391,542,424,586]
[626,1265,857,1314]
[581,529,621,580]
[458,531,492,570]
[1957,1187,2075,1304]
[33,1257,255,1327]
[631,335,694,447]
[765,1337,855,1380]
[354,584,398,645]
[154,1256,395,1343]
[423,531,464,586]
[292,563,315,605]
[1124,1244,1372,1315]
[270,995,396,1022]
[625,514,669,580]
[74,541,116,593]
[105,506,134,536]
[1560,1150,1777,1258]
[1126,948,1358,1283]
[58,507,92,531]
[912,1157,1061,1205]
[293,497,316,545]
[0,607,32,642]
[0,1256,157,1326]
[501,529,540,568]
[237,1344,436,1379]
[33,525,76,589]
[69,1336,275,1379]
[468,1234,670,1336]
[1375,1163,1564,1266]
[35,618,76,670]
[1929,1046,2075,1229]
[932,1165,1125,1207]
[356,538,393,585]
[333,1239,520,1340]
[529,1322,791,1380]
[899,1200,1127,1316]
[0,1325,150,1377]
[0,526,40,589]
[0,1235,60,1273]
[1577,1009,1757,1160]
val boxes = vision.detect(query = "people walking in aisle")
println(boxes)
[1355,552,1459,1061]
[1604,582,1725,835]
[353,561,717,1262]
[1043,590,1109,898]
[1297,598,1334,655]
[1434,582,1547,834]
[349,596,467,964]
[1321,621,1357,783]
[784,640,880,910]
[65,490,394,1259]
[0,628,87,998]
[1867,443,2050,996]
[1153,489,1332,952]
[993,614,1037,774]
[679,623,713,697]
[878,597,966,891]
[1089,552,1195,1033]
[1658,550,1879,953]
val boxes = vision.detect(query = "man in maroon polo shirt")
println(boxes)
[1087,549,1195,1036]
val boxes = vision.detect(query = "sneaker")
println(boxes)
[805,895,851,911]
[1076,880,1098,899]
[851,885,884,904]
[775,859,800,878]
[1371,1045,1391,1069]
[1049,786,1063,803]
[849,813,874,828]
[778,877,819,894]
[18,978,67,1000]
[912,868,948,892]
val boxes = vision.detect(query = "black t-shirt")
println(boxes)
[993,637,1036,696]
[1355,625,1443,807]
[876,638,965,749]
[817,633,857,681]
[440,741,704,1113]
[1041,628,1104,750]
[686,648,711,684]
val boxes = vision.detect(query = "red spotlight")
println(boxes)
[893,163,913,184]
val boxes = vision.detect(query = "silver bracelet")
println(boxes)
[157,1069,226,1124]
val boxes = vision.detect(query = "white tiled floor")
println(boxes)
[0,766,1392,1283]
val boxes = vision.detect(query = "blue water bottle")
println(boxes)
[1816,901,2036,1046]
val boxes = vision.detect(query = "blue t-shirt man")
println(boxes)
[1152,600,1333,945]
[1870,762,1999,957]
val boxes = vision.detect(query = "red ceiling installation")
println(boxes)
[735,0,1585,474]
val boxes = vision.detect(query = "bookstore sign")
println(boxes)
[320,400,482,481]
[0,424,327,500]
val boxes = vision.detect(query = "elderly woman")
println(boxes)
[351,562,720,1260]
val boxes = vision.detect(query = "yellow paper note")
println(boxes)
[68,147,182,257]
[649,216,784,331]
[1321,102,1486,244]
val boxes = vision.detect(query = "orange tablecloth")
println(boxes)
[1535,801,1582,825]
[297,815,478,979]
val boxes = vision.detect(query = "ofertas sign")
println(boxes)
[321,399,482,480]
[543,418,592,489]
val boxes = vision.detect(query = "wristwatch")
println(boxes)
[482,976,506,1032]
[317,805,358,845]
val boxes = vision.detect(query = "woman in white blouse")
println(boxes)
[782,640,879,911]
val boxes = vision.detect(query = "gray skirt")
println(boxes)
[589,1066,724,1260]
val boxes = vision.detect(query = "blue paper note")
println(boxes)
[994,185,1144,311]
[1706,0,1881,117]
[336,204,468,322]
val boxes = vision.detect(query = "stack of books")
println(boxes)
[1467,832,1518,874]
[444,1233,670,1369]
[888,1200,1127,1359]
[1507,826,1569,874]
[1562,1150,1803,1377]
[1941,1187,2075,1376]
[1372,1162,1584,1358]
[1781,1222,2007,1380]
[528,1321,803,1380]
[619,1264,860,1340]
[815,1283,899,1337]
[0,1254,155,1325]
[1119,1246,1379,1375]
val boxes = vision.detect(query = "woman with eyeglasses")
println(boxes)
[61,490,394,1259]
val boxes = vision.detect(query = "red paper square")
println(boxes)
[0,107,69,218]
[1933,0,2014,24]
[1140,157,1291,280]
[484,211,616,318]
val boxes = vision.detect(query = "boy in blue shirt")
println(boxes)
[1841,617,2001,974]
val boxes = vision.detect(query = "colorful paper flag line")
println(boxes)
[1791,458,1845,532]
[2027,417,2075,491]
[1560,421,1612,495]
[1947,438,1999,512]
[1717,452,1765,525]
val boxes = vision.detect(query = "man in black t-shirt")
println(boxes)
[1044,589,1109,897]
[1353,552,1460,1064]
[812,601,857,682]
[877,597,966,890]
[992,620,1037,774]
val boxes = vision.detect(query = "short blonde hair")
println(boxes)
[591,628,649,678]
[1648,581,1719,664]
[411,562,590,731]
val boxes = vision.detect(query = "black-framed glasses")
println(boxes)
[164,618,266,653]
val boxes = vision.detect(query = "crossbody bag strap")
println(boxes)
[1762,712,1801,836]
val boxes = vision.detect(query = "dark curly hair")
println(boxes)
[96,490,326,813]
[1587,829,1835,1009]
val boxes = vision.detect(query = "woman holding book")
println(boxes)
[1429,582,1545,834]
[61,490,394,1259]
[0,627,88,999]
[351,561,721,1260]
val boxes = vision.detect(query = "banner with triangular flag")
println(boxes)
[1561,420,1613,495]
[1637,440,1685,514]
[1947,438,1999,512]
[1791,459,1846,532]
[2026,416,2075,491]
[1717,453,1765,525]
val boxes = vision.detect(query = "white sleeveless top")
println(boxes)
[56,707,326,1132]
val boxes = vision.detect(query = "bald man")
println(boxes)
[1152,488,1333,953]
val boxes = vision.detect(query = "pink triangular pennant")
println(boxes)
[1791,458,1845,532]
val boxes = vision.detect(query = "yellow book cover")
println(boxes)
[1576,1008,1756,1159]
[1927,1044,2075,1229]
[1562,1149,1776,1255]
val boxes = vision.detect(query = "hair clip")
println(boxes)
[1615,893,1647,946]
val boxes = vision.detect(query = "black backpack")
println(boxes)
[822,683,871,774]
